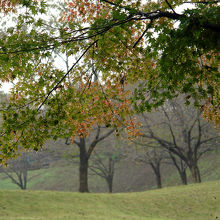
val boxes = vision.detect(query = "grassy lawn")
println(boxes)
[0,180,219,220]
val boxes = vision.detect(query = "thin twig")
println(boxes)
[182,1,219,4]
[0,95,45,112]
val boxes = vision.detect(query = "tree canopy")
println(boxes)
[0,0,219,163]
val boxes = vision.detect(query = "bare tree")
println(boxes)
[133,138,188,186]
[167,151,188,185]
[134,142,166,189]
[89,150,122,193]
[139,96,219,183]
[0,151,48,190]
[1,153,29,189]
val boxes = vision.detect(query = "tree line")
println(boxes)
[1,95,219,192]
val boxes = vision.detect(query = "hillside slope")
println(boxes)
[1,149,220,192]
[0,180,220,220]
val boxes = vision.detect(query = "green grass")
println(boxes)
[0,165,107,192]
[0,168,58,190]
[0,180,220,220]
[0,174,20,190]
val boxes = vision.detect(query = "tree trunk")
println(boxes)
[156,171,162,189]
[79,138,89,192]
[169,153,187,185]
[150,163,162,189]
[107,176,113,193]
[179,170,187,185]
[197,166,201,183]
[23,170,27,190]
[107,157,114,193]
[18,172,26,190]
[79,157,89,192]
[189,164,201,183]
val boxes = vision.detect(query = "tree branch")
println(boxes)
[194,118,201,157]
[87,129,114,158]
[37,40,98,111]
[162,107,178,148]
[165,0,176,14]
[182,1,220,4]
[2,169,22,188]
[89,166,107,178]
[200,136,219,145]
[133,20,153,48]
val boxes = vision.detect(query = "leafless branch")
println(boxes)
[89,166,107,179]
[88,129,114,158]
[162,106,178,148]
[1,169,21,188]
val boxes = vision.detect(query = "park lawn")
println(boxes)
[0,180,219,220]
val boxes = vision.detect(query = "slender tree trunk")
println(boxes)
[179,170,187,185]
[23,170,27,190]
[156,171,162,189]
[18,172,23,189]
[107,157,114,193]
[18,172,26,190]
[150,163,162,189]
[107,176,113,193]
[196,166,201,183]
[189,164,201,183]
[17,170,27,190]
[79,138,89,192]
[169,153,187,185]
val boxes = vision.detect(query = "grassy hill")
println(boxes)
[0,180,220,220]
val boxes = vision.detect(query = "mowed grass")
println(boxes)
[0,180,220,220]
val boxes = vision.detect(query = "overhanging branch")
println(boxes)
[165,0,176,14]
[182,1,220,4]
[37,40,98,111]
[133,20,153,48]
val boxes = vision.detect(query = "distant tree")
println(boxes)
[134,142,165,189]
[167,152,188,185]
[0,153,29,189]
[89,150,122,193]
[65,126,114,192]
[0,151,47,190]
[134,138,188,186]
[140,96,219,183]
